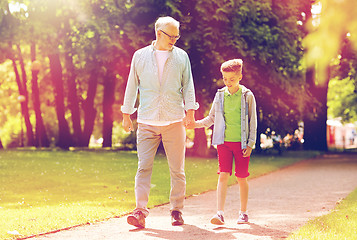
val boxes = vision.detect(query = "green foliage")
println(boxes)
[0,0,135,148]
[172,0,310,137]
[305,0,357,123]
[229,0,308,133]
[232,1,303,78]
[304,0,357,83]
[328,77,357,123]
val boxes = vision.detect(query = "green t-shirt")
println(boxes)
[224,87,242,142]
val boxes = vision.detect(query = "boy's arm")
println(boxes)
[247,92,257,148]
[194,94,217,129]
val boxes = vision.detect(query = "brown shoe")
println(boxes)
[127,210,145,228]
[171,210,184,226]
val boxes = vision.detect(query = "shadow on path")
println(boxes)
[128,223,290,240]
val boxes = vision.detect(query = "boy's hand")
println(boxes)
[185,121,197,129]
[242,146,252,157]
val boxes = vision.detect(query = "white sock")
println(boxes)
[239,211,247,215]
[217,210,224,216]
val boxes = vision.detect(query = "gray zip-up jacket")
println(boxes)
[196,85,257,149]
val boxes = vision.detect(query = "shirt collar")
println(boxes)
[224,87,241,96]
[151,41,174,52]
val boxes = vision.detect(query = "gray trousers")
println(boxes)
[134,122,186,217]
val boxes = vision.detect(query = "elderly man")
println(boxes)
[121,16,199,228]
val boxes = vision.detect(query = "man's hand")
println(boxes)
[183,109,195,129]
[242,146,252,157]
[122,114,134,132]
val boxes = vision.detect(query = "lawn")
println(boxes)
[288,187,357,240]
[0,149,320,239]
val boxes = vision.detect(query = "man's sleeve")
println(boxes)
[181,52,199,111]
[121,52,139,115]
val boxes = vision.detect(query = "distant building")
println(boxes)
[327,119,357,150]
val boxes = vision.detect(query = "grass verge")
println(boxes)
[288,187,357,240]
[0,149,320,239]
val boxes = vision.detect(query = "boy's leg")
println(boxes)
[232,142,250,212]
[236,177,249,212]
[217,172,230,211]
[216,143,234,212]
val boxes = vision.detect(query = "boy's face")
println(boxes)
[222,71,242,92]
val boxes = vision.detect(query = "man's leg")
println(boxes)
[135,124,161,215]
[161,122,186,213]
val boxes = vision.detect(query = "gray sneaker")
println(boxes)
[210,213,225,225]
[237,213,249,224]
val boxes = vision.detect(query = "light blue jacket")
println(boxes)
[196,86,257,149]
[121,43,199,121]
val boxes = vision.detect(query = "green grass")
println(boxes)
[0,149,320,239]
[288,187,357,240]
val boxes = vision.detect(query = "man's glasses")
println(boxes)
[160,30,180,41]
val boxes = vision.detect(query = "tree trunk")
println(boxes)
[81,69,98,146]
[11,55,35,147]
[48,53,72,149]
[256,107,265,153]
[16,45,29,96]
[102,72,116,148]
[64,51,82,146]
[0,139,3,149]
[303,67,328,151]
[31,43,50,147]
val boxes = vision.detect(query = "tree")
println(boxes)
[21,0,132,148]
[173,0,309,155]
[229,0,310,151]
[1,2,36,147]
[328,38,357,123]
[303,0,357,151]
[30,44,50,147]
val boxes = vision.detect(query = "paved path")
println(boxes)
[30,153,357,240]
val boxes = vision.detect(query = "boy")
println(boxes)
[194,59,257,224]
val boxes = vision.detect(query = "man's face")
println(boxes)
[157,24,180,50]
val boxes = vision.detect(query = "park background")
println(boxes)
[0,0,356,153]
[1,0,357,239]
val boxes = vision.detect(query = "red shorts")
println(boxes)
[217,142,250,178]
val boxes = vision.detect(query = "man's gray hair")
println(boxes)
[155,16,180,32]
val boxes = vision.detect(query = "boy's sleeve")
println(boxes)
[247,92,257,148]
[195,94,217,128]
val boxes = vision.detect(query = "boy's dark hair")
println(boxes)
[221,59,243,74]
